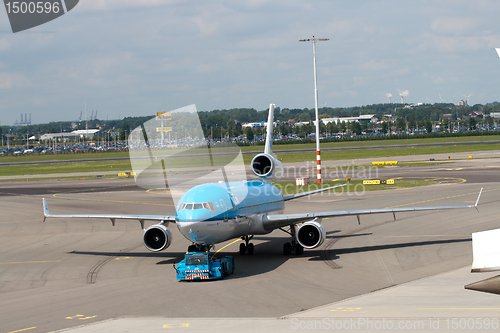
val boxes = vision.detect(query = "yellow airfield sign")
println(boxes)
[156,127,172,132]
[156,111,172,120]
[372,161,398,165]
[363,179,395,185]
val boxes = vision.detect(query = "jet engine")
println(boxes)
[143,224,172,252]
[296,221,326,249]
[251,153,283,182]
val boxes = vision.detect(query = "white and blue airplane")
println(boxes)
[43,104,482,256]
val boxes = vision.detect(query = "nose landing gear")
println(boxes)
[187,244,210,252]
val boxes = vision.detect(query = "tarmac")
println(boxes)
[0,151,499,333]
[50,266,500,332]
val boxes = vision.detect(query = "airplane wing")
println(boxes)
[42,198,176,229]
[262,188,482,231]
[464,227,500,295]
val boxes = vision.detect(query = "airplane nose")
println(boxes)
[177,222,198,242]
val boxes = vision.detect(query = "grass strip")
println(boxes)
[272,179,437,195]
[2,142,499,177]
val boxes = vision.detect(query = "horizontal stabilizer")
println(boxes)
[283,184,346,201]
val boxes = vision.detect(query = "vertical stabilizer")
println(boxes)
[251,103,283,182]
[264,104,275,155]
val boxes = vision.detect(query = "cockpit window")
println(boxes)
[203,202,216,211]
[178,201,216,212]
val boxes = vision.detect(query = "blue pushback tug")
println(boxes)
[175,251,234,281]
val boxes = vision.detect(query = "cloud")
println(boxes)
[78,0,181,11]
[416,32,495,53]
[430,16,478,35]
[0,39,11,52]
[190,16,218,36]
[0,73,31,89]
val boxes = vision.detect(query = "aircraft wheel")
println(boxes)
[295,244,304,255]
[283,242,292,255]
[239,243,246,255]
[247,243,254,255]
[187,245,197,252]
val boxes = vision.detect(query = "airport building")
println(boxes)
[313,114,376,126]
[40,129,101,141]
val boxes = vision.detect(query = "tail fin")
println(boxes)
[264,103,275,155]
[250,103,283,182]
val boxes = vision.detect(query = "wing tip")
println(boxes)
[42,198,49,222]
[474,188,483,208]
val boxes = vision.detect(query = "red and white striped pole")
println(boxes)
[300,36,328,184]
[316,150,321,184]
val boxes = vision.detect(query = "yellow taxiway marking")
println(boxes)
[7,327,36,333]
[163,323,189,328]
[115,257,131,260]
[0,260,61,265]
[66,314,97,320]
[331,307,362,312]
[418,308,500,310]
[79,315,97,320]
[66,315,84,319]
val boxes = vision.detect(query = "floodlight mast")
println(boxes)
[300,36,329,184]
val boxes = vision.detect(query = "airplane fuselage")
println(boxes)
[176,181,284,245]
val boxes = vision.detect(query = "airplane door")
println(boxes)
[219,199,228,222]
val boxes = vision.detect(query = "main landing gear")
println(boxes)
[239,235,254,255]
[281,225,303,255]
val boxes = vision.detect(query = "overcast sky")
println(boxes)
[1,0,500,125]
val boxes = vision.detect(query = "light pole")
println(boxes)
[300,36,329,184]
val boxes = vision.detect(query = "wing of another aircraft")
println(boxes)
[262,188,482,231]
[42,198,176,228]
[470,227,500,273]
[464,227,500,295]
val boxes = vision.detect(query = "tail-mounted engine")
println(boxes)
[296,221,326,249]
[143,224,172,252]
[251,153,283,182]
